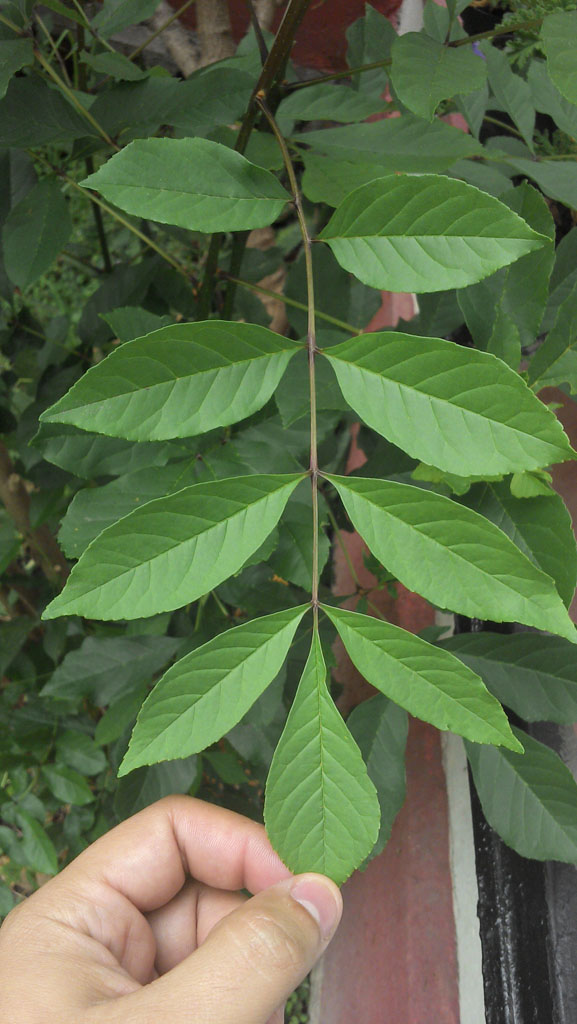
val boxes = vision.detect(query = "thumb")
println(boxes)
[122,874,342,1024]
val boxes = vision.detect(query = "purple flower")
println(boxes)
[472,42,486,59]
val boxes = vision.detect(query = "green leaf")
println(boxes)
[466,727,577,863]
[456,82,490,139]
[528,61,577,142]
[319,174,546,294]
[59,460,200,558]
[506,157,577,212]
[326,474,577,641]
[90,67,254,139]
[347,694,407,859]
[80,49,149,82]
[463,481,577,609]
[40,321,301,441]
[114,756,198,820]
[325,606,520,749]
[40,0,85,25]
[324,331,572,476]
[277,83,386,127]
[346,4,396,96]
[441,633,577,725]
[264,630,380,884]
[483,42,535,151]
[93,0,162,36]
[41,635,180,703]
[0,619,32,676]
[302,152,385,207]
[269,498,330,590]
[95,682,148,745]
[0,39,33,100]
[542,228,577,335]
[2,179,71,289]
[54,731,107,775]
[33,422,179,479]
[390,33,486,121]
[299,116,483,173]
[457,183,555,368]
[81,138,290,233]
[528,278,577,394]
[0,880,15,918]
[100,306,172,342]
[41,765,94,806]
[0,78,95,146]
[541,11,577,106]
[43,474,304,621]
[17,810,58,875]
[120,606,307,774]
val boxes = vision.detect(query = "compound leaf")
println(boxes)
[81,138,290,233]
[41,321,301,442]
[327,474,577,642]
[319,174,546,293]
[264,629,380,884]
[325,606,520,750]
[120,605,308,773]
[43,474,304,621]
[324,330,572,476]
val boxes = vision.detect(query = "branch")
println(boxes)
[0,443,69,586]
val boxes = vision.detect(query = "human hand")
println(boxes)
[0,795,342,1024]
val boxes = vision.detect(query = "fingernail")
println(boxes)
[290,876,342,941]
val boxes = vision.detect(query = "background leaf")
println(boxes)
[264,630,380,885]
[0,39,33,100]
[442,633,577,724]
[114,756,199,819]
[347,694,407,860]
[41,635,180,703]
[319,174,546,293]
[462,481,577,609]
[466,727,577,863]
[3,179,71,289]
[541,11,577,106]
[390,33,486,120]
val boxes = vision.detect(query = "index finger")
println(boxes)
[50,796,292,913]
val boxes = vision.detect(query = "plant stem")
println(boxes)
[69,0,117,52]
[128,0,198,61]
[32,152,190,279]
[483,113,525,140]
[35,13,72,84]
[84,156,113,272]
[284,17,543,91]
[198,0,312,318]
[33,49,120,150]
[257,97,319,620]
[448,18,542,48]
[221,273,361,334]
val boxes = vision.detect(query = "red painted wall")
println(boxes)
[176,0,403,71]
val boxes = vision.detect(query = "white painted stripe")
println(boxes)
[442,732,486,1024]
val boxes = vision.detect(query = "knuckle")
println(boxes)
[237,911,309,974]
